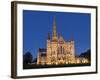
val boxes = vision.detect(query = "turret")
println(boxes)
[70,34,75,63]
[47,33,51,47]
[46,33,51,65]
[48,33,50,40]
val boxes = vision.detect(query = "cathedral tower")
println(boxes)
[51,17,58,64]
[70,38,76,63]
[46,33,52,65]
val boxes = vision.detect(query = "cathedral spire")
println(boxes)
[52,17,57,41]
[53,17,57,37]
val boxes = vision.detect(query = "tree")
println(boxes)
[23,52,33,64]
[80,49,91,61]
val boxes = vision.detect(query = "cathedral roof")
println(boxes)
[58,35,65,44]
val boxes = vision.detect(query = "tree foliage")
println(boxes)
[80,49,91,61]
[23,52,33,64]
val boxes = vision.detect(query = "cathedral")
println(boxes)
[37,18,89,65]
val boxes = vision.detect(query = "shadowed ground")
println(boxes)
[23,63,90,69]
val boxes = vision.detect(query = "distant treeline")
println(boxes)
[23,52,37,65]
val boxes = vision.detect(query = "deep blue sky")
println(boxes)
[23,10,91,58]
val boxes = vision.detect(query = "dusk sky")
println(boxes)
[23,10,91,58]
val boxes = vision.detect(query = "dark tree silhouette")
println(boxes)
[23,52,33,64]
[80,49,91,61]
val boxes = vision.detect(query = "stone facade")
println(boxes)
[37,18,89,65]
